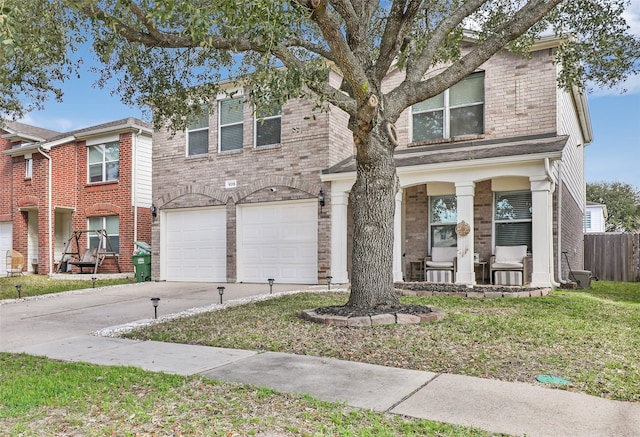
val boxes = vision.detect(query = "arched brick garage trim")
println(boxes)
[156,184,231,209]
[235,175,321,203]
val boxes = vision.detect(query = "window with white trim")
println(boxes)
[494,190,532,251]
[255,104,281,147]
[583,211,592,231]
[186,106,209,156]
[25,157,32,179]
[412,72,484,142]
[429,195,457,251]
[88,142,119,183]
[219,97,244,152]
[88,216,120,254]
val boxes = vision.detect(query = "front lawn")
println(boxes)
[125,281,640,402]
[0,275,135,300]
[0,354,491,436]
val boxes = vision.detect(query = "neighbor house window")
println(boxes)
[186,106,209,156]
[583,211,592,231]
[412,72,484,142]
[494,190,532,251]
[429,195,457,250]
[255,104,281,147]
[219,97,244,152]
[25,157,32,179]
[88,216,120,254]
[88,142,119,183]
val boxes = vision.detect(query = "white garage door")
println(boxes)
[0,221,12,259]
[238,200,318,284]
[164,207,226,282]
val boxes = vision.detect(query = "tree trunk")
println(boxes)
[347,119,401,308]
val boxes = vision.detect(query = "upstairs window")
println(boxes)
[412,72,484,142]
[25,157,32,179]
[219,97,244,152]
[88,216,120,254]
[255,104,282,147]
[186,106,209,156]
[88,141,119,183]
[429,195,457,250]
[494,190,532,251]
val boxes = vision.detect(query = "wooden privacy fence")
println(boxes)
[584,233,640,282]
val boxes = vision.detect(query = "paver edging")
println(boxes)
[301,306,445,327]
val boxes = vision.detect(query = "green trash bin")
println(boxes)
[133,254,151,282]
[133,242,152,282]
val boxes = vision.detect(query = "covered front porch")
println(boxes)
[323,135,567,288]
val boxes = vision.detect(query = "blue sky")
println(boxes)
[19,2,640,190]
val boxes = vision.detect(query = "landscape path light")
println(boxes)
[150,297,160,319]
[91,277,97,288]
[15,284,22,298]
[217,286,225,304]
[327,276,332,291]
[268,278,274,294]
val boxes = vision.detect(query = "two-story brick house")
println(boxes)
[152,36,591,288]
[1,118,153,275]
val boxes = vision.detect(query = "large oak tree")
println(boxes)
[3,0,639,308]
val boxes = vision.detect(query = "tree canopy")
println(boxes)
[587,181,640,232]
[2,0,640,307]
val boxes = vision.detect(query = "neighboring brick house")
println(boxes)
[1,118,153,275]
[152,36,591,287]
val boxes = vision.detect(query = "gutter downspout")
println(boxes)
[132,130,141,244]
[38,146,53,275]
[545,158,561,288]
[556,159,567,285]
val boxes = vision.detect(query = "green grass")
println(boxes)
[0,275,135,300]
[125,281,640,402]
[0,353,492,436]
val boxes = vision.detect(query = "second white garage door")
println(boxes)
[163,207,227,282]
[237,200,318,284]
[0,221,12,259]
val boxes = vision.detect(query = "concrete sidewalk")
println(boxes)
[2,282,639,437]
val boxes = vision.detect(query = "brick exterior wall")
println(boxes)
[0,135,14,222]
[3,130,151,275]
[392,46,558,150]
[560,180,585,278]
[152,96,352,281]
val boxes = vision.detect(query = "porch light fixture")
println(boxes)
[151,204,157,218]
[327,275,333,291]
[268,278,275,294]
[318,188,325,212]
[217,286,225,304]
[150,297,160,319]
[15,284,22,298]
[91,277,97,288]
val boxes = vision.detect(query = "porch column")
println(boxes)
[330,189,350,284]
[393,188,404,282]
[530,176,554,287]
[455,182,476,285]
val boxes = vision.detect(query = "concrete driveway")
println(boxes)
[0,281,319,351]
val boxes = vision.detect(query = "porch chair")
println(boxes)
[490,245,527,285]
[6,249,24,277]
[425,246,457,283]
